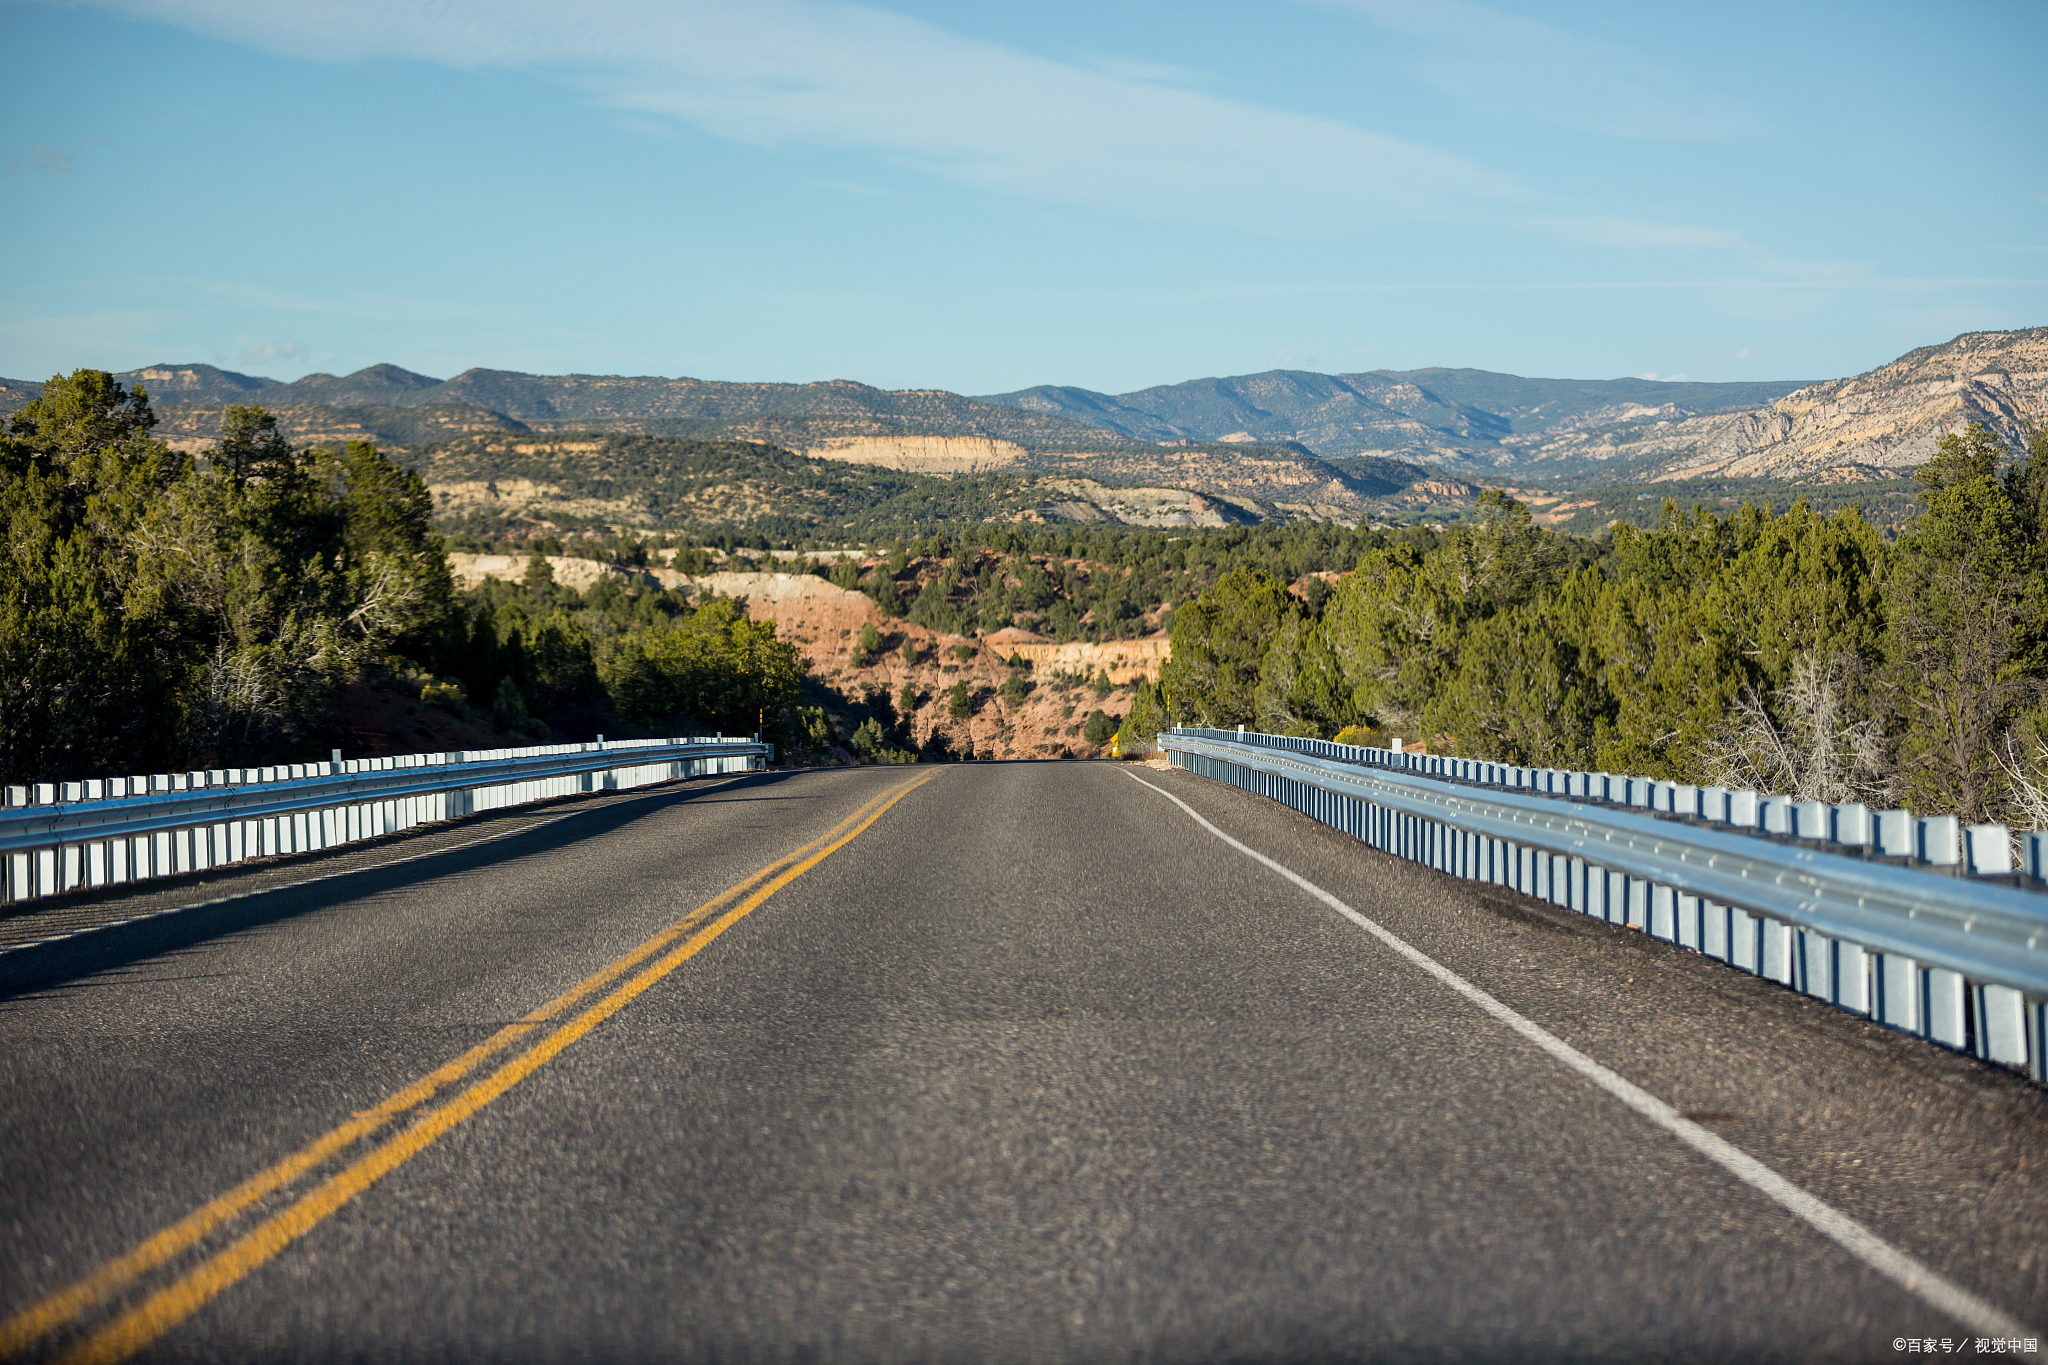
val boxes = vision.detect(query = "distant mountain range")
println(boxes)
[976,370,1808,467]
[13,360,1807,475]
[2,327,2039,496]
[30,363,1132,451]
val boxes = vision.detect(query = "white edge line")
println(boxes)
[0,774,759,961]
[1123,767,2037,1340]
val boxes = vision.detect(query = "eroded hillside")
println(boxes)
[449,548,1172,761]
[412,432,1436,536]
[1514,328,2048,482]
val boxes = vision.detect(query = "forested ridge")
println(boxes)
[0,373,1416,781]
[1136,423,2048,831]
[8,369,2045,833]
[425,432,1059,540]
[0,374,804,783]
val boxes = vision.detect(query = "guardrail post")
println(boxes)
[1795,927,1833,1000]
[1700,898,1729,961]
[1874,952,1921,1033]
[1762,797,1792,836]
[1925,969,1968,1050]
[1728,790,1760,830]
[1675,890,1701,949]
[1874,809,1915,858]
[1833,940,1871,1015]
[1760,916,1793,984]
[1964,825,2014,876]
[1974,985,2028,1068]
[1917,819,1968,1049]
[1919,816,1961,867]
[1729,905,1761,973]
[1649,884,1676,941]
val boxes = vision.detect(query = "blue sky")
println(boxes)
[3,0,2043,394]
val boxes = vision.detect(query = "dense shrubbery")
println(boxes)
[774,525,1425,647]
[469,522,1432,648]
[0,374,451,780]
[1147,425,2048,830]
[346,547,805,748]
[0,375,806,781]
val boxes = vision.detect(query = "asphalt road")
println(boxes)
[1,760,2044,1364]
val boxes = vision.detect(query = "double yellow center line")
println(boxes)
[3,769,940,1365]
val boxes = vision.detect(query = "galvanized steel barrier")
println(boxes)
[1,736,771,905]
[1161,725,2048,1082]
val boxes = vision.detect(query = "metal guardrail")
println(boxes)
[2,736,771,905]
[1160,726,2048,1083]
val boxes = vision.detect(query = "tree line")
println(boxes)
[1139,425,2048,831]
[725,521,1440,648]
[0,374,802,783]
[23,364,2035,817]
[445,558,801,746]
[458,520,1435,649]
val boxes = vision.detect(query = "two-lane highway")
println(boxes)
[2,761,2044,1362]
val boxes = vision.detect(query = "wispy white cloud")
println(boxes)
[1315,0,1763,141]
[86,0,1789,265]
[225,340,311,367]
[1075,55,1210,87]
[8,137,104,174]
[1529,215,1755,252]
[97,0,1520,234]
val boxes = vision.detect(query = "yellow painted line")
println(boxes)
[1,774,925,1360]
[60,767,937,1365]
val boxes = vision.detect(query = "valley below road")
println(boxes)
[1,762,2043,1363]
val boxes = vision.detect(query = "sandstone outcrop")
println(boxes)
[1522,328,2048,482]
[1026,479,1254,528]
[983,627,1169,683]
[803,435,1029,475]
[447,551,678,594]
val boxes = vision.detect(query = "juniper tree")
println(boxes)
[1157,566,1297,727]
[1881,425,2048,822]
[0,371,190,779]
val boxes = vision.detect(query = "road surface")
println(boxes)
[1,761,2043,1363]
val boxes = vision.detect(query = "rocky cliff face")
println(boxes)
[1029,443,1457,514]
[804,435,1029,475]
[1517,328,2048,482]
[1026,479,1257,528]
